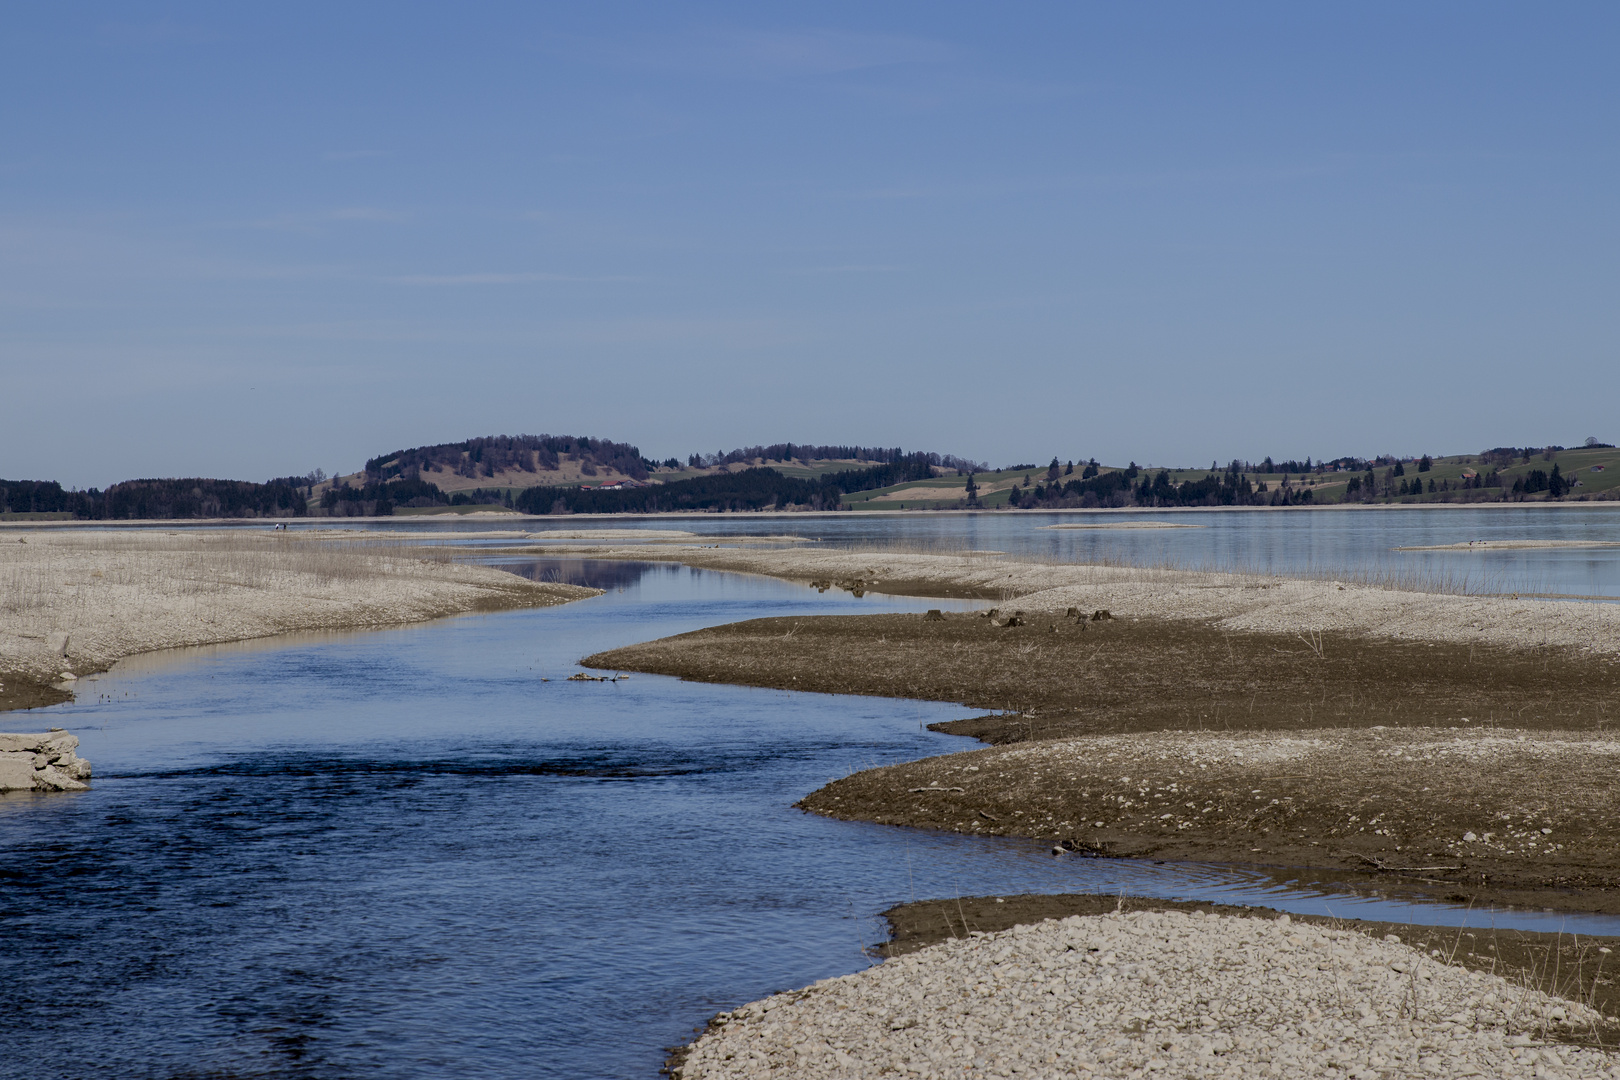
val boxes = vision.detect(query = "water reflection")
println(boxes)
[486,555,669,591]
[1,560,1615,1080]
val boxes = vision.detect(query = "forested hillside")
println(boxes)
[365,435,650,483]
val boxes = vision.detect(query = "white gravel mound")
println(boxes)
[679,911,1618,1079]
[550,545,1620,657]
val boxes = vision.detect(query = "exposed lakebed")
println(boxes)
[5,558,1620,1079]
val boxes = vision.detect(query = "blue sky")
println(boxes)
[4,3,1618,487]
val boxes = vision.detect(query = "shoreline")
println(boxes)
[561,542,1620,656]
[588,544,1620,1073]
[589,608,1620,914]
[0,529,599,713]
[572,544,1620,894]
[4,497,1620,532]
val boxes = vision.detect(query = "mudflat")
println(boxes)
[588,608,1620,913]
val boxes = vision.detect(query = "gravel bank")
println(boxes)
[0,529,598,708]
[678,910,1620,1080]
[534,544,1620,657]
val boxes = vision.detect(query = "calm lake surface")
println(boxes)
[331,503,1620,598]
[4,511,1620,1079]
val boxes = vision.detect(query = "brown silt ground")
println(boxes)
[587,610,1620,913]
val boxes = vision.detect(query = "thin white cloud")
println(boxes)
[95,20,217,48]
[327,207,406,222]
[561,27,952,80]
[386,272,640,285]
[235,207,411,231]
[781,264,904,275]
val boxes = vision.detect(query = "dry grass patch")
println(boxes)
[1,529,598,705]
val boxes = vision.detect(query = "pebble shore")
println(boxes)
[678,911,1619,1079]
[565,544,1620,657]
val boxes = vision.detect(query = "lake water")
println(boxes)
[4,515,1620,1079]
[318,504,1620,599]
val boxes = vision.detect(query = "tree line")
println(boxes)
[366,434,651,483]
[1007,462,1316,510]
[518,456,942,515]
[1,477,312,519]
[685,443,986,472]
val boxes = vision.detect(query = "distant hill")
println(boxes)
[319,435,988,513]
[363,434,651,490]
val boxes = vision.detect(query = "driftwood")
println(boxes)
[1358,855,1463,873]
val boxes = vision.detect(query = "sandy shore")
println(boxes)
[1395,539,1620,551]
[0,529,598,710]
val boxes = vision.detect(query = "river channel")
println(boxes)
[3,515,1619,1078]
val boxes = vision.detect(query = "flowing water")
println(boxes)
[4,516,1620,1078]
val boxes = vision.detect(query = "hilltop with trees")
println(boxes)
[4,436,1616,520]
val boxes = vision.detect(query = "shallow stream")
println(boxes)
[4,553,1620,1078]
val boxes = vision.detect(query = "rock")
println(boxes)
[0,753,36,792]
[34,764,87,791]
[45,630,70,657]
[1464,831,1478,842]
[43,732,78,753]
[0,731,92,792]
[58,671,77,682]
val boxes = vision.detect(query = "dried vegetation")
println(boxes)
[0,528,597,709]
